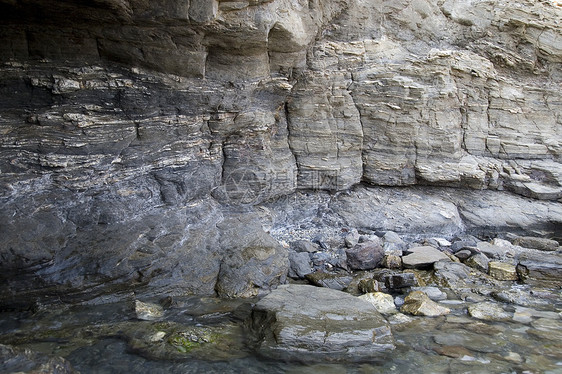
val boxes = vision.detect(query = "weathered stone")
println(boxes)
[488,262,518,281]
[402,246,451,269]
[1,0,562,307]
[215,214,288,298]
[359,292,397,315]
[305,271,353,291]
[464,253,490,273]
[381,254,402,270]
[450,236,479,252]
[345,242,384,270]
[477,242,508,259]
[400,291,450,317]
[512,236,560,252]
[248,284,395,362]
[516,251,562,286]
[291,240,319,253]
[358,278,381,294]
[344,229,360,248]
[454,249,473,261]
[382,272,418,290]
[134,300,164,321]
[288,252,312,279]
[412,287,447,301]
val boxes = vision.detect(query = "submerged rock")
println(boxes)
[0,344,77,374]
[468,302,511,321]
[134,300,164,321]
[248,284,394,362]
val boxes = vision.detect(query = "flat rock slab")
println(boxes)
[402,246,451,269]
[248,284,394,362]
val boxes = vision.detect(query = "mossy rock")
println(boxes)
[123,321,247,361]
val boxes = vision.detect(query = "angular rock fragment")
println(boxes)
[346,242,384,270]
[468,302,511,321]
[400,291,450,317]
[402,246,450,269]
[288,252,312,279]
[464,253,490,273]
[359,292,397,315]
[305,271,353,291]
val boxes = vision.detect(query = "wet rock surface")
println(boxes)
[247,284,395,362]
[0,344,78,374]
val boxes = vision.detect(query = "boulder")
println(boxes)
[358,278,382,293]
[516,251,562,286]
[402,246,450,269]
[288,252,312,279]
[344,229,360,248]
[513,236,559,252]
[381,272,418,290]
[215,215,288,298]
[248,284,395,362]
[476,242,507,259]
[411,286,448,301]
[346,242,384,270]
[381,254,402,269]
[292,240,319,253]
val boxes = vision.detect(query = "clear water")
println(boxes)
[1,288,561,374]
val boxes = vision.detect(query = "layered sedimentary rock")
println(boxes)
[0,0,561,307]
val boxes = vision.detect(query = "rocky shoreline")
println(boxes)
[1,221,561,372]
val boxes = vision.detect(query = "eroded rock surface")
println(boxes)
[0,0,561,306]
[247,284,395,362]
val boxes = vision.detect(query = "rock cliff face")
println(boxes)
[0,0,561,307]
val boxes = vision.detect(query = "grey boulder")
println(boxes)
[247,284,394,362]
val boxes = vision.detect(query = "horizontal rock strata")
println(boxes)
[0,0,561,305]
